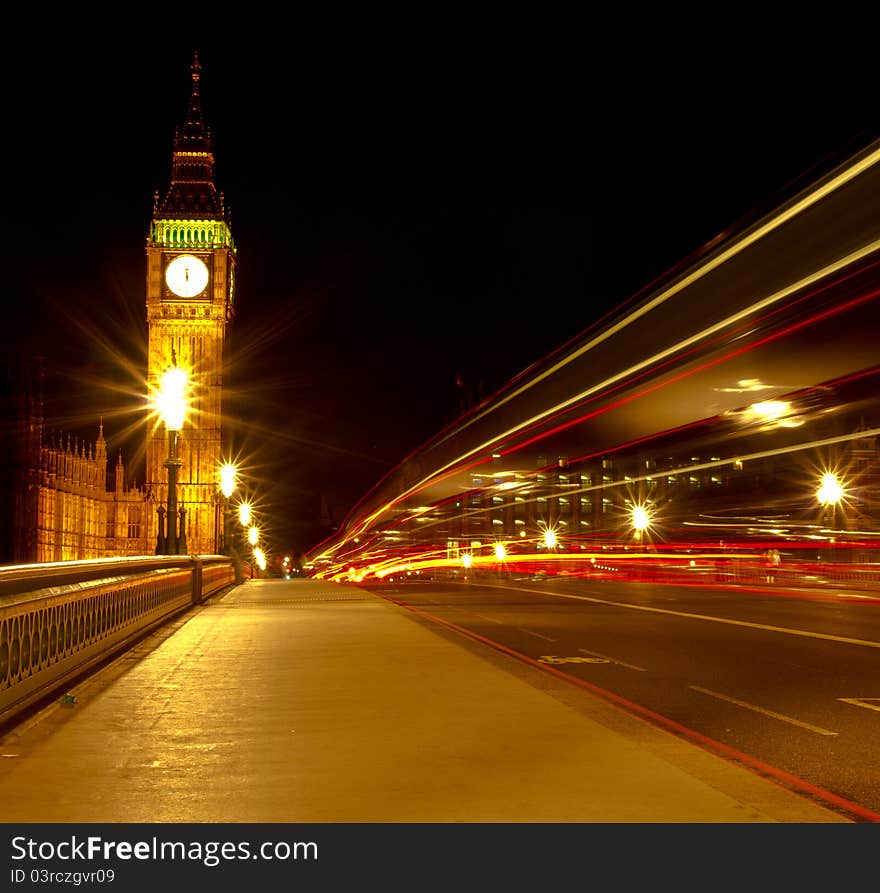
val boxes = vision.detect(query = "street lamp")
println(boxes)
[233,501,255,580]
[217,462,238,554]
[630,503,651,539]
[238,501,253,528]
[817,471,845,563]
[817,472,844,509]
[154,359,188,555]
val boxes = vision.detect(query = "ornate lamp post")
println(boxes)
[235,501,254,580]
[155,361,188,555]
[217,462,238,554]
[629,502,652,580]
[817,471,845,563]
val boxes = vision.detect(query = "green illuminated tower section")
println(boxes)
[145,52,236,554]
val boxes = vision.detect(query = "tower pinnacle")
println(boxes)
[157,52,222,218]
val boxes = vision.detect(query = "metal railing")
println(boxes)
[0,555,235,726]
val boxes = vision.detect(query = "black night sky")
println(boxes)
[1,38,874,556]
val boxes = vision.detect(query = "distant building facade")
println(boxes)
[32,425,153,562]
[1,356,153,565]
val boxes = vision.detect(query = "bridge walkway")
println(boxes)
[0,579,846,822]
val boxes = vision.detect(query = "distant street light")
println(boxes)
[231,499,254,582]
[154,357,189,555]
[220,463,238,499]
[817,472,844,507]
[248,525,260,547]
[238,501,253,528]
[216,462,238,554]
[543,528,558,549]
[630,503,651,538]
[817,470,845,564]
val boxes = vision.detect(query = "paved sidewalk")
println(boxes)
[0,579,848,822]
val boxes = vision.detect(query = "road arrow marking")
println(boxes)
[838,697,880,714]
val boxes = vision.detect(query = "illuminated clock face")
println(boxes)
[165,255,209,298]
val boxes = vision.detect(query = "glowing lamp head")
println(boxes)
[248,525,260,546]
[543,528,558,549]
[461,552,473,569]
[157,366,188,431]
[631,505,651,532]
[219,463,238,499]
[494,543,507,561]
[817,472,844,507]
[238,502,252,527]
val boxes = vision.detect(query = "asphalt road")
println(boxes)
[363,573,880,817]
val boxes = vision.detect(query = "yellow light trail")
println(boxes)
[324,241,880,560]
[317,426,880,577]
[431,143,880,445]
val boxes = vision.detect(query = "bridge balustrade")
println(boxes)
[0,555,235,726]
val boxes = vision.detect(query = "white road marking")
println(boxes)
[471,612,504,625]
[538,655,608,665]
[482,582,880,651]
[690,685,837,736]
[517,627,557,642]
[578,647,647,671]
[838,697,880,714]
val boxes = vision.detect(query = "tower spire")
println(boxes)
[177,50,211,151]
[157,52,222,218]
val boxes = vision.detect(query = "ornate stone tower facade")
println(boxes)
[145,53,236,555]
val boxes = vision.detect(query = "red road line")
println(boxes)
[377,591,880,823]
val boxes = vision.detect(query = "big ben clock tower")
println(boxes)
[145,52,236,554]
